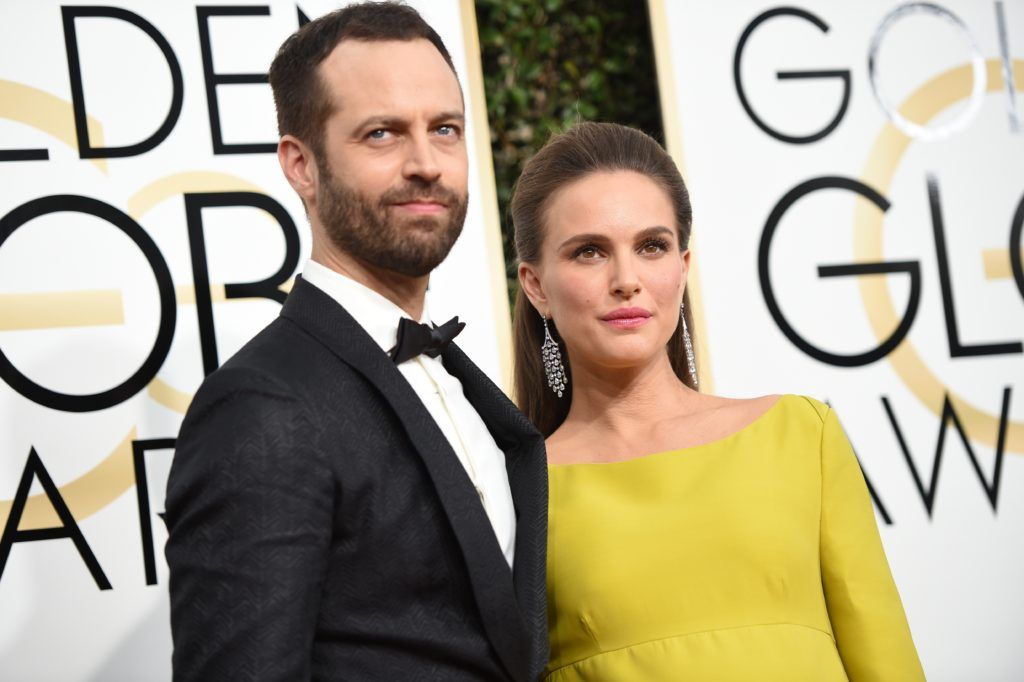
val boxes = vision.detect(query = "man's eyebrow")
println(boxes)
[431,111,465,124]
[352,112,465,131]
[353,116,406,131]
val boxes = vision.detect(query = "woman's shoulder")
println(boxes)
[764,395,849,454]
[724,395,842,463]
[544,393,835,464]
[709,393,834,437]
[760,394,836,429]
[707,392,784,414]
[694,392,786,428]
[783,394,830,421]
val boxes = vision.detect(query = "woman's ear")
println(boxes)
[278,134,319,209]
[518,262,548,317]
[680,248,691,294]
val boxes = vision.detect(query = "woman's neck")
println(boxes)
[557,352,698,446]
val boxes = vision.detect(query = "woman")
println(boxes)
[511,122,924,680]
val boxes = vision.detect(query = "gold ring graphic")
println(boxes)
[127,170,295,413]
[0,80,107,173]
[856,58,1024,453]
[0,429,135,531]
[0,88,281,526]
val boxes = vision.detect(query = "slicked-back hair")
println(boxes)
[510,122,697,436]
[268,1,457,156]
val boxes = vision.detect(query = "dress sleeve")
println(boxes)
[819,406,926,681]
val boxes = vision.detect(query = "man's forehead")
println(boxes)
[318,38,463,116]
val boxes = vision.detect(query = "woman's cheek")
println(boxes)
[556,272,594,311]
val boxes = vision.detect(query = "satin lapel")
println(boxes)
[442,344,549,678]
[281,279,532,682]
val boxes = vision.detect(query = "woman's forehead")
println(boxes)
[543,171,676,239]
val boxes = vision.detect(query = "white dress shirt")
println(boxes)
[302,260,516,567]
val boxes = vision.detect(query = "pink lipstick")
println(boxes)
[601,307,652,329]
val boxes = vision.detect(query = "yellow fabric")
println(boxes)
[545,395,924,681]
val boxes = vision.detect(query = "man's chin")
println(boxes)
[387,209,449,233]
[380,253,448,278]
[401,217,445,233]
[358,232,458,278]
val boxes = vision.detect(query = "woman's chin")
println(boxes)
[574,346,668,372]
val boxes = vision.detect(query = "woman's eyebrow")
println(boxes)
[634,226,675,240]
[556,233,609,250]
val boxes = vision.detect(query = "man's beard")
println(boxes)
[315,162,468,278]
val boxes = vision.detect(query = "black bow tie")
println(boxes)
[389,316,465,364]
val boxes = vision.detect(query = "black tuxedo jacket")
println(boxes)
[165,277,548,681]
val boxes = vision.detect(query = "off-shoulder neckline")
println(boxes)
[547,394,790,469]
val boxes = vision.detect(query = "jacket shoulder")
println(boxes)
[194,316,360,403]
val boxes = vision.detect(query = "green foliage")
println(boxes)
[474,0,664,301]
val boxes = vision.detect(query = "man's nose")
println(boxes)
[402,133,442,183]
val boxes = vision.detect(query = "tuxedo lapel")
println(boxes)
[442,345,549,676]
[280,279,533,682]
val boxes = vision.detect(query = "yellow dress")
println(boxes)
[545,395,924,681]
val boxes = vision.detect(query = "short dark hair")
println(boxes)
[268,2,457,155]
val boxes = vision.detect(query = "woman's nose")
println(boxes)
[610,258,641,298]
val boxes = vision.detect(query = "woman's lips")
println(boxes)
[601,307,652,329]
[603,317,650,329]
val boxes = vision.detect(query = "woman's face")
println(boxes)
[519,170,689,373]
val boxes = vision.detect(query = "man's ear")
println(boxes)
[518,262,548,317]
[278,135,318,208]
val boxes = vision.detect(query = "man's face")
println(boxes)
[313,38,469,278]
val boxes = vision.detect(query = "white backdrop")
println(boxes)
[0,1,507,679]
[651,1,1024,679]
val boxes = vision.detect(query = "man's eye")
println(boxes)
[367,129,390,140]
[436,124,460,137]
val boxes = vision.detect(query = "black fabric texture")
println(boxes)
[165,277,548,681]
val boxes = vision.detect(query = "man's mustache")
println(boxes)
[379,182,464,208]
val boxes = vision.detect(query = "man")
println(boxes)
[164,3,547,680]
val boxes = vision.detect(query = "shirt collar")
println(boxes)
[301,259,430,354]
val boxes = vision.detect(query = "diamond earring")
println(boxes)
[541,316,567,398]
[680,302,698,389]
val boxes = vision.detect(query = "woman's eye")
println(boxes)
[572,245,600,260]
[640,239,669,255]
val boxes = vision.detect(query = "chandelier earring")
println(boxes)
[680,301,698,389]
[541,315,567,398]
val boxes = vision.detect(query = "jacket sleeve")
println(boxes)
[818,405,925,681]
[164,368,334,681]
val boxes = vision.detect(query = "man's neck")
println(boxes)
[311,245,428,320]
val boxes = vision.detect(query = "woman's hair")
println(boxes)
[510,121,697,436]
